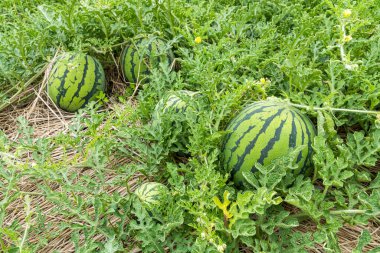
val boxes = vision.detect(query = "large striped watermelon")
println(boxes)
[134,182,168,209]
[120,37,174,84]
[47,52,106,112]
[222,99,316,187]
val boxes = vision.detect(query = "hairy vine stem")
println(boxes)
[288,102,379,115]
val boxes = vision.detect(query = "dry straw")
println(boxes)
[0,99,142,252]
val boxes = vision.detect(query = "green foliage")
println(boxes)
[1,0,380,252]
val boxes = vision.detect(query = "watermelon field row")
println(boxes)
[1,0,380,252]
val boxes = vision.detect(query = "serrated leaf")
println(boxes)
[103,236,122,253]
[346,130,380,167]
[358,189,380,217]
[369,173,380,189]
[353,230,371,253]
[260,208,298,235]
[313,135,354,188]
[288,176,314,202]
[228,188,281,228]
[230,219,256,239]
[242,147,302,191]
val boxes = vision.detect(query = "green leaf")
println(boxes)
[103,236,122,253]
[313,135,354,188]
[230,219,256,239]
[288,176,314,202]
[353,230,371,253]
[242,146,303,191]
[358,189,380,217]
[346,130,380,167]
[259,208,298,235]
[369,173,380,189]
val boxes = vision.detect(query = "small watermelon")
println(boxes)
[47,52,106,112]
[134,182,168,209]
[153,90,198,120]
[222,99,316,187]
[163,90,198,113]
[120,37,174,84]
[153,90,199,155]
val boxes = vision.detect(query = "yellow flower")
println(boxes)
[194,36,202,44]
[259,77,271,85]
[343,9,352,18]
[344,35,352,42]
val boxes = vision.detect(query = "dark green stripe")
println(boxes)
[295,111,314,172]
[256,112,289,167]
[295,113,306,164]
[169,98,181,107]
[143,42,153,76]
[231,102,278,127]
[55,68,70,106]
[225,124,255,171]
[54,53,78,106]
[67,54,89,108]
[224,104,277,146]
[129,45,137,83]
[303,115,315,167]
[223,103,279,169]
[230,109,285,177]
[289,111,297,149]
[227,112,274,169]
[81,59,104,107]
[143,186,155,196]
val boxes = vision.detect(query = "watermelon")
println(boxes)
[222,99,316,187]
[134,182,168,209]
[163,90,198,113]
[120,37,174,84]
[153,90,198,120]
[47,52,106,112]
[151,90,199,155]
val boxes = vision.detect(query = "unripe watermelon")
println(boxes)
[120,37,174,84]
[47,52,106,112]
[153,90,198,119]
[134,182,168,209]
[164,90,198,113]
[222,99,316,187]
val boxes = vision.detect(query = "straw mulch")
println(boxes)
[0,89,379,253]
[0,88,142,252]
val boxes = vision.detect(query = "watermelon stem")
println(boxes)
[330,209,367,215]
[289,102,379,115]
[288,212,310,222]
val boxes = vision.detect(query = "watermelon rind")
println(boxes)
[120,37,174,84]
[46,52,106,112]
[222,99,316,187]
[134,182,168,208]
[152,90,199,120]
